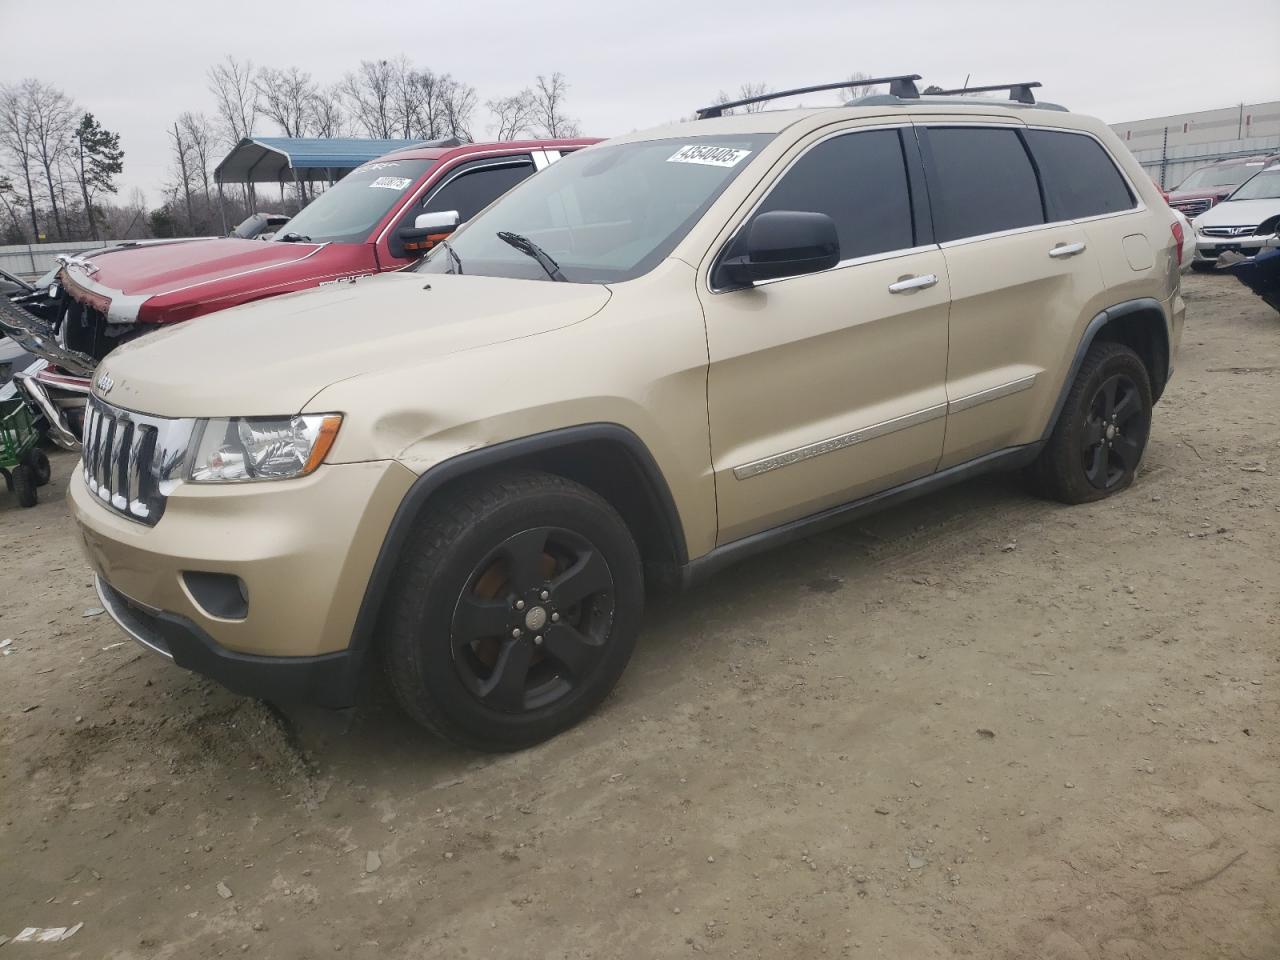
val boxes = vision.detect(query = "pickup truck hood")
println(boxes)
[1193,198,1280,229]
[62,237,329,323]
[97,272,611,417]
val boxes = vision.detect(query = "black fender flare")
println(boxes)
[342,422,687,683]
[1040,297,1170,442]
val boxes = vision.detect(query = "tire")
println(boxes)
[12,464,37,507]
[1027,341,1153,505]
[380,471,644,751]
[1189,261,1216,274]
[25,448,51,486]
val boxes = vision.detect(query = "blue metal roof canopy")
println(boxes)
[213,136,437,185]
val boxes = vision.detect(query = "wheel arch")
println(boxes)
[1042,298,1171,442]
[345,423,689,673]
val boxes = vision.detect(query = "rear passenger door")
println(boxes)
[701,126,950,544]
[919,123,1107,469]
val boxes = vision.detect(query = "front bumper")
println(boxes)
[13,362,86,450]
[1193,235,1272,264]
[70,458,417,705]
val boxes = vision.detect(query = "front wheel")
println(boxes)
[380,471,644,751]
[1027,341,1153,504]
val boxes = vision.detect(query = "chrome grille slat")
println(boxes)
[80,397,195,526]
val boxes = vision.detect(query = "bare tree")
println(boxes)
[341,60,396,138]
[413,70,449,140]
[207,56,259,146]
[0,172,27,242]
[0,83,41,239]
[842,71,879,103]
[177,112,214,206]
[736,82,771,113]
[438,75,477,142]
[255,67,315,138]
[308,86,346,138]
[169,121,198,233]
[19,79,76,239]
[386,57,424,139]
[530,73,580,138]
[486,90,534,140]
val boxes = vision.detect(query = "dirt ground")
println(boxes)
[1,272,1277,959]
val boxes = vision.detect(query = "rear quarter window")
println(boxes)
[925,127,1044,242]
[1024,129,1136,220]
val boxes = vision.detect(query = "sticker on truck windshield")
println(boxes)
[667,145,752,167]
[370,176,413,190]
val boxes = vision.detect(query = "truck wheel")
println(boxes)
[12,464,37,507]
[1027,341,1152,504]
[25,448,51,486]
[381,471,644,751]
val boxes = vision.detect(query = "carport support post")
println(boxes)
[216,178,228,235]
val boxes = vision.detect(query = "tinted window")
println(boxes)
[927,127,1044,242]
[423,159,535,222]
[739,129,914,262]
[1025,130,1134,220]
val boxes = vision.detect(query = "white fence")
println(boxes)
[0,240,125,281]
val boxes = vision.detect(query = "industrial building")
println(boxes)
[1111,99,1280,189]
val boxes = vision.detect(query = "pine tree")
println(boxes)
[73,112,124,240]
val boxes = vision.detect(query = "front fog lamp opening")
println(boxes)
[188,414,342,483]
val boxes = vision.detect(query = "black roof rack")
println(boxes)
[932,82,1042,105]
[695,74,922,119]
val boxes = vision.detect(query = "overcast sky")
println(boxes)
[4,0,1278,205]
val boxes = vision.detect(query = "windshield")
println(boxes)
[1175,163,1262,191]
[414,135,773,283]
[274,158,434,244]
[1226,169,1280,202]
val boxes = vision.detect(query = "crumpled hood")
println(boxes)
[68,237,325,299]
[96,272,611,417]
[1193,198,1280,229]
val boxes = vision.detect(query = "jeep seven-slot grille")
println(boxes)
[82,397,192,525]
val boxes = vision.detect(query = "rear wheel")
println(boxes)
[380,471,643,751]
[12,464,37,507]
[1027,341,1152,504]
[25,448,51,486]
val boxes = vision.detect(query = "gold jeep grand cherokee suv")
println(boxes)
[72,76,1186,750]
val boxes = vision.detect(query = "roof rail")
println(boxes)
[695,74,922,119]
[932,82,1042,105]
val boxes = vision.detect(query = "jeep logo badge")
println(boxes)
[96,373,114,395]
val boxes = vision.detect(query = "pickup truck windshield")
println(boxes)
[1176,164,1259,191]
[274,158,434,244]
[414,135,773,283]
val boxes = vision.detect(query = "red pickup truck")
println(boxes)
[7,137,594,447]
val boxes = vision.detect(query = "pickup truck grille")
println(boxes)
[1171,198,1213,219]
[82,397,194,525]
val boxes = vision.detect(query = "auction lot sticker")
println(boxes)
[667,145,752,167]
[370,176,413,190]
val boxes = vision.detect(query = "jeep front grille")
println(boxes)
[81,397,194,525]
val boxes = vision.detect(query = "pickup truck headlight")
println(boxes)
[188,414,342,482]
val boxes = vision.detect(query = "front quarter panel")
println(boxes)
[306,260,719,559]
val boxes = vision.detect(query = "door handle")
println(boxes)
[1048,242,1087,258]
[887,273,938,294]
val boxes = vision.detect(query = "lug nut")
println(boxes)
[515,600,526,610]
[539,590,550,601]
[512,628,522,639]
[551,612,560,623]
[534,635,544,646]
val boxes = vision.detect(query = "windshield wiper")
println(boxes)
[440,238,463,275]
[277,232,312,243]
[497,231,565,282]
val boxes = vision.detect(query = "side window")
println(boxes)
[926,127,1044,242]
[1023,130,1135,220]
[736,129,915,263]
[422,158,535,223]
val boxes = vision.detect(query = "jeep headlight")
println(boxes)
[188,414,342,482]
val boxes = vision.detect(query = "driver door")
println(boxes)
[699,126,950,544]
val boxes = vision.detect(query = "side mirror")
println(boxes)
[717,210,840,288]
[397,210,461,253]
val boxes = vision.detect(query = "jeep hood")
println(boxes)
[97,272,611,417]
[62,237,327,323]
[1194,198,1280,228]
